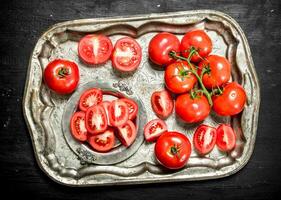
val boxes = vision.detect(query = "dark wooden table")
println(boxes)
[1,0,280,199]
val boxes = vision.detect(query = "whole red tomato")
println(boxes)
[148,32,180,67]
[164,61,197,94]
[180,30,212,63]
[155,131,191,169]
[175,93,210,123]
[44,59,79,94]
[198,55,231,89]
[212,82,246,116]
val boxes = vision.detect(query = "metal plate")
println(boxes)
[23,10,260,186]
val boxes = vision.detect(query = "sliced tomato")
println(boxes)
[88,128,115,152]
[78,34,113,65]
[216,124,236,152]
[108,99,129,127]
[100,101,111,126]
[111,37,142,72]
[144,119,167,142]
[79,88,103,112]
[151,90,174,119]
[70,111,88,141]
[85,105,108,134]
[193,124,217,155]
[117,120,137,147]
[120,98,138,120]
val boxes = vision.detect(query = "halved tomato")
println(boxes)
[100,100,111,126]
[85,105,108,134]
[151,90,174,119]
[117,120,137,147]
[79,88,103,112]
[111,37,142,72]
[108,99,129,127]
[70,111,88,141]
[193,124,217,155]
[78,34,113,65]
[216,124,236,152]
[144,119,167,142]
[120,98,138,120]
[88,128,115,152]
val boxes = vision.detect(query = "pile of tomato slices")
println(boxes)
[70,88,139,152]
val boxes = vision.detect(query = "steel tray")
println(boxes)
[23,10,260,186]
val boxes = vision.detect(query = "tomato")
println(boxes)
[120,98,138,120]
[180,30,212,63]
[88,128,115,152]
[212,82,246,116]
[100,101,111,126]
[108,99,129,127]
[144,119,167,142]
[70,111,88,142]
[85,105,108,134]
[148,32,180,67]
[155,131,191,169]
[117,120,137,147]
[44,59,79,94]
[151,90,174,119]
[216,124,236,152]
[111,37,142,72]
[164,61,197,94]
[198,55,231,89]
[193,124,217,155]
[78,34,113,65]
[79,88,103,112]
[175,93,210,123]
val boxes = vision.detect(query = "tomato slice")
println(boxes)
[193,124,217,155]
[117,120,137,147]
[144,119,167,142]
[85,105,108,134]
[151,90,174,119]
[70,111,88,141]
[111,37,142,72]
[120,98,138,120]
[78,34,113,65]
[88,128,115,152]
[79,88,103,112]
[100,101,111,126]
[216,124,236,152]
[108,99,129,127]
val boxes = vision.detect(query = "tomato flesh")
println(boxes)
[151,90,174,119]
[117,120,137,147]
[216,124,236,152]
[85,105,108,134]
[120,98,138,120]
[108,99,129,127]
[88,128,115,152]
[79,88,103,112]
[100,101,111,126]
[70,111,88,141]
[144,119,167,142]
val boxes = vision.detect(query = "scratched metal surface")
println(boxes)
[22,10,260,186]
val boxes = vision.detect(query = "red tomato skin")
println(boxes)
[198,55,231,89]
[70,111,88,142]
[148,32,180,67]
[212,82,246,116]
[85,105,108,134]
[108,99,129,127]
[144,119,167,142]
[155,131,191,169]
[216,124,236,152]
[175,93,211,123]
[79,88,103,112]
[44,59,79,94]
[120,98,138,120]
[88,128,115,152]
[117,120,137,147]
[151,90,174,119]
[164,61,197,94]
[180,30,212,63]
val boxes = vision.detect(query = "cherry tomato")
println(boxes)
[79,88,103,112]
[70,111,88,142]
[78,34,113,65]
[100,101,111,126]
[144,119,167,142]
[117,120,137,147]
[108,99,129,127]
[85,105,108,134]
[175,93,210,123]
[155,131,191,169]
[151,90,174,119]
[44,59,79,94]
[164,61,197,94]
[120,98,138,120]
[180,30,212,63]
[212,82,246,116]
[193,124,217,155]
[148,32,180,67]
[216,124,236,152]
[198,55,231,89]
[111,37,142,72]
[88,128,115,152]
